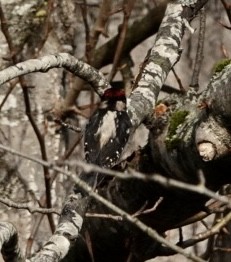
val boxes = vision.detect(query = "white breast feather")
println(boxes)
[95,111,117,148]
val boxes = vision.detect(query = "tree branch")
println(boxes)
[0,197,60,215]
[1,143,230,208]
[190,8,206,89]
[127,2,186,127]
[0,53,111,97]
[196,63,231,161]
[0,222,24,262]
[0,143,207,262]
[30,194,88,262]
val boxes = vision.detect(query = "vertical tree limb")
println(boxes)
[127,2,185,127]
[190,8,206,89]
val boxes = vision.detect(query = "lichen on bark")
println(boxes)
[165,110,189,150]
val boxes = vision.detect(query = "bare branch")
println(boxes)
[127,1,209,128]
[80,0,91,63]
[0,197,60,215]
[190,8,206,89]
[172,67,185,92]
[0,222,24,262]
[0,144,205,262]
[127,169,231,208]
[53,118,82,133]
[92,2,166,69]
[30,194,87,262]
[0,53,111,97]
[107,0,135,82]
[87,0,112,64]
[179,211,231,248]
[151,211,231,257]
[127,2,187,127]
[26,215,44,258]
[175,199,229,228]
[0,143,230,208]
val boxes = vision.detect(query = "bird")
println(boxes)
[74,87,132,196]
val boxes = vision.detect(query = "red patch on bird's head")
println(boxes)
[102,88,126,100]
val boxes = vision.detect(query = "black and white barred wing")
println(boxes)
[84,108,132,168]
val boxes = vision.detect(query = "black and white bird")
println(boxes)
[75,87,132,195]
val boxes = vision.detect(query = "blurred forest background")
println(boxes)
[0,0,230,261]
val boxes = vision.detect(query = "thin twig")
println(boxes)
[127,169,231,208]
[108,0,135,82]
[54,118,82,133]
[86,212,123,221]
[172,67,185,92]
[87,198,163,220]
[176,211,231,249]
[132,197,164,217]
[88,0,111,64]
[190,8,206,89]
[1,143,230,209]
[26,213,45,257]
[0,144,205,262]
[0,3,16,57]
[0,80,18,111]
[175,199,228,228]
[120,56,134,96]
[0,197,60,215]
[21,81,55,232]
[153,211,231,257]
[50,132,83,184]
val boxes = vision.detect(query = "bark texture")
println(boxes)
[0,0,231,262]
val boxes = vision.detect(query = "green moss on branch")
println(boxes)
[165,110,189,150]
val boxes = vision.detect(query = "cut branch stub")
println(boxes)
[197,142,216,161]
[195,115,231,161]
[195,63,231,161]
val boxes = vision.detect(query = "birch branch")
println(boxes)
[30,194,88,262]
[0,222,24,262]
[127,2,185,127]
[0,196,85,262]
[126,0,208,127]
[0,53,110,97]
[0,144,205,262]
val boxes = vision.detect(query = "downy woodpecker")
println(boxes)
[76,87,132,195]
